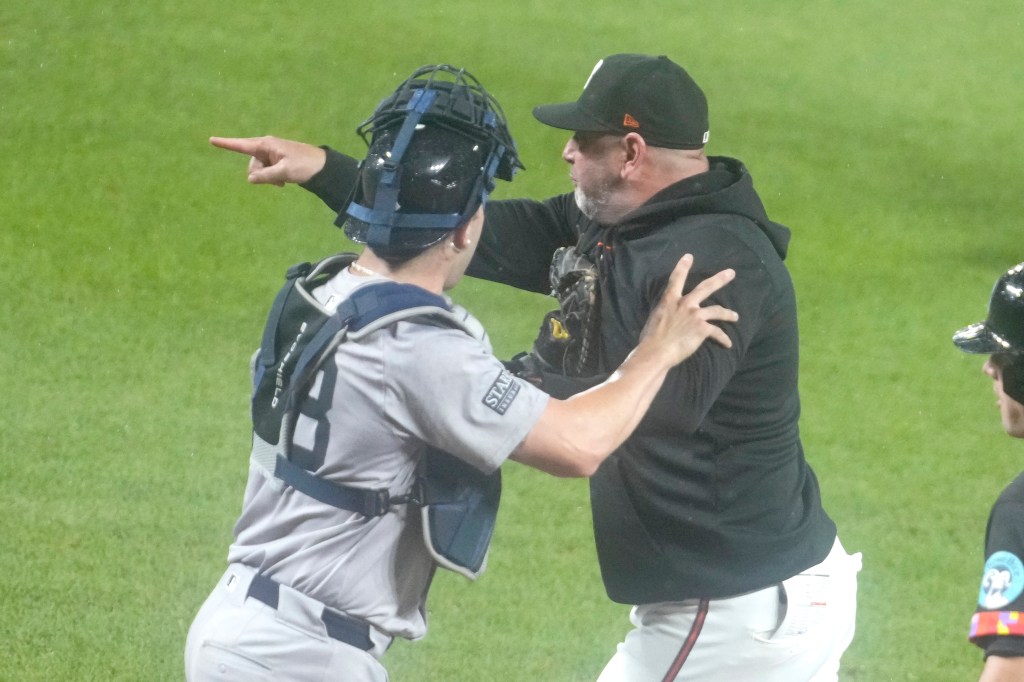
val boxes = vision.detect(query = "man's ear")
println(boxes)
[451,206,484,250]
[621,132,647,178]
[450,223,472,251]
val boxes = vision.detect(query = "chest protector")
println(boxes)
[249,253,499,580]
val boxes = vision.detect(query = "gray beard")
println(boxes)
[574,187,611,223]
[575,186,629,225]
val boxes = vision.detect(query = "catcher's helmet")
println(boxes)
[338,64,522,260]
[954,262,1024,402]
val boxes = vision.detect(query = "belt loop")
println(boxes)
[247,572,280,609]
[322,609,374,651]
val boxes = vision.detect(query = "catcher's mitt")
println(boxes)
[531,246,601,377]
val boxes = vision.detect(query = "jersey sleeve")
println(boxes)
[299,147,361,213]
[383,323,550,473]
[970,484,1024,658]
[468,194,581,294]
[633,220,780,433]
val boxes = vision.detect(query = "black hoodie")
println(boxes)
[309,151,837,603]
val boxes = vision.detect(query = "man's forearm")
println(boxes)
[510,343,674,477]
[979,654,1024,682]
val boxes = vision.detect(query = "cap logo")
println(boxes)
[622,114,640,129]
[583,59,604,90]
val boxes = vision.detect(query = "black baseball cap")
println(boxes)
[953,263,1024,355]
[532,53,710,149]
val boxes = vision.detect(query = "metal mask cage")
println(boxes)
[340,64,522,254]
[356,64,522,182]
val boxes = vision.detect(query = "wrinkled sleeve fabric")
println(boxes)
[612,218,781,435]
[299,147,361,213]
[467,194,581,294]
[384,322,551,474]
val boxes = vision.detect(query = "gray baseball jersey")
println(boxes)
[227,269,549,641]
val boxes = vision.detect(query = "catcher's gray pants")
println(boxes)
[185,564,390,681]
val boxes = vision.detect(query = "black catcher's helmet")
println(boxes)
[954,262,1024,402]
[338,64,522,260]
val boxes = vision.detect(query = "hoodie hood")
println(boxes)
[615,156,791,259]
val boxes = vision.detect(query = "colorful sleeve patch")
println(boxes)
[970,611,1024,640]
[978,551,1024,609]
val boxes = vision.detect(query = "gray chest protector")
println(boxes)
[249,253,499,580]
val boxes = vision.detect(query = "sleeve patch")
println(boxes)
[482,369,521,415]
[979,551,1024,609]
[971,611,1024,640]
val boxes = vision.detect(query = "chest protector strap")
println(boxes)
[250,254,499,579]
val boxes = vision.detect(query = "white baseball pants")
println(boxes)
[596,537,861,682]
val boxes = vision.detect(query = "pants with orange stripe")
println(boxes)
[596,538,861,682]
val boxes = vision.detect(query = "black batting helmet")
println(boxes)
[954,262,1024,402]
[338,64,522,260]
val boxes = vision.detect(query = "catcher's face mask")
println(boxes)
[339,64,522,258]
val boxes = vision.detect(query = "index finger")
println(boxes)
[209,136,265,156]
[662,253,695,305]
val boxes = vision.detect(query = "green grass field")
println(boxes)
[3,1,1023,680]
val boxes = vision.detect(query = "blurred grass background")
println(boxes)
[3,1,1023,679]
